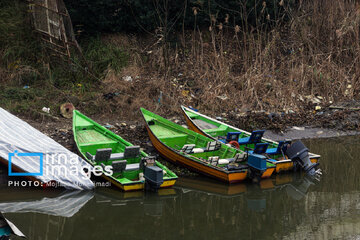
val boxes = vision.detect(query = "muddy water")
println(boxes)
[1,136,360,240]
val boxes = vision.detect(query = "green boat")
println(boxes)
[140,108,276,183]
[181,106,321,173]
[73,110,177,191]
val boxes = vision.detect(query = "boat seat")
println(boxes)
[208,156,219,166]
[109,153,124,160]
[112,160,140,173]
[86,148,112,162]
[112,160,127,173]
[248,143,269,154]
[87,146,141,162]
[181,144,195,154]
[125,163,140,171]
[238,130,265,145]
[206,141,221,151]
[218,132,241,143]
[222,152,247,163]
[266,140,291,155]
[181,141,221,154]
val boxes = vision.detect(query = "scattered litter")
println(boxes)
[42,107,50,114]
[236,113,246,118]
[60,103,75,119]
[316,131,324,135]
[305,95,321,104]
[216,117,223,120]
[189,106,198,112]
[122,76,133,82]
[329,105,360,111]
[292,126,305,131]
[103,124,114,129]
[23,85,30,89]
[130,125,136,130]
[158,91,163,105]
[347,84,352,89]
[181,90,189,97]
[315,106,321,111]
[216,94,228,101]
[121,122,127,127]
[103,92,120,100]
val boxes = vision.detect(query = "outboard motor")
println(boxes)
[141,157,164,192]
[285,140,321,177]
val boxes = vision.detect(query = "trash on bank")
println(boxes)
[42,107,50,114]
[122,76,133,82]
[216,94,228,101]
[60,103,75,119]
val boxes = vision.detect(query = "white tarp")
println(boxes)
[0,191,93,218]
[0,108,94,190]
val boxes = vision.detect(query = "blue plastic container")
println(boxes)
[247,154,267,171]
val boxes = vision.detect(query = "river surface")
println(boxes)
[0,136,359,240]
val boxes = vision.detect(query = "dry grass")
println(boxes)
[104,0,359,118]
[77,1,360,120]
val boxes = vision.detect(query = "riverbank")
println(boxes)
[17,103,360,177]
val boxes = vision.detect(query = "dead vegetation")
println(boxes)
[1,1,360,127]
[96,1,360,120]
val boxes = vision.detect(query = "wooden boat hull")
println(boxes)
[145,125,248,184]
[182,107,320,173]
[102,173,176,191]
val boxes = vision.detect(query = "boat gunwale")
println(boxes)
[181,106,321,159]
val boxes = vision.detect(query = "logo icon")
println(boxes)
[8,150,43,176]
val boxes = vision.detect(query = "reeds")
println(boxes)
[137,0,360,116]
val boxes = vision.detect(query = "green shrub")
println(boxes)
[0,0,41,66]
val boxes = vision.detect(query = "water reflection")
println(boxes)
[0,136,359,239]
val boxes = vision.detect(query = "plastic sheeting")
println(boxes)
[0,191,93,218]
[0,108,94,190]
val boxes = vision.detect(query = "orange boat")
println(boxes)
[181,106,321,173]
[140,108,276,183]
